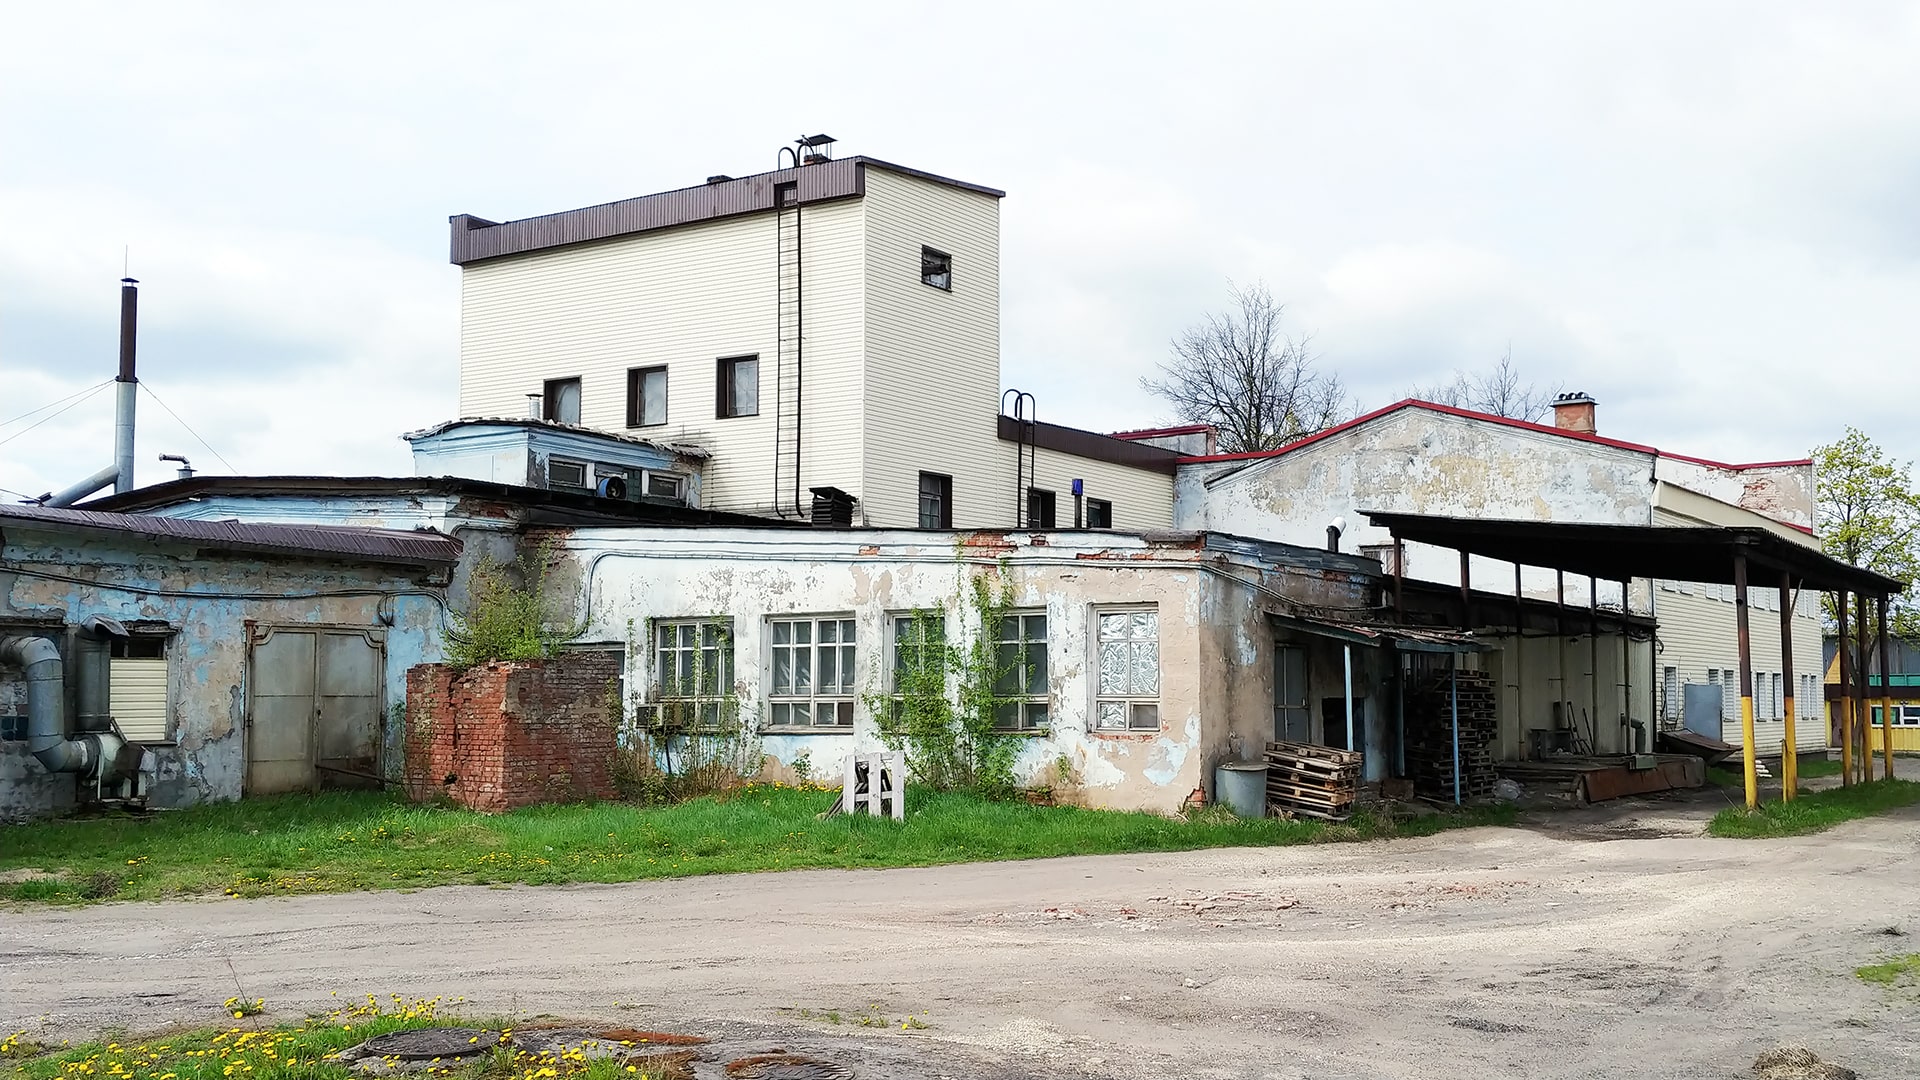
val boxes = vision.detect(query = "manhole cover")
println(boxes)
[358,1028,500,1061]
[726,1054,853,1080]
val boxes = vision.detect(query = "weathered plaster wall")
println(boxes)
[0,526,447,820]
[1655,458,1815,531]
[1174,408,1656,605]
[557,528,1375,813]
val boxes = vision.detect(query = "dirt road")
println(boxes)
[5,802,1918,1079]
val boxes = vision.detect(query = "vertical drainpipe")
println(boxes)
[1342,644,1354,757]
[114,278,139,494]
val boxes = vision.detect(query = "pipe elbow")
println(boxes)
[0,634,92,774]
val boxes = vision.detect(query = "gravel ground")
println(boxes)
[4,794,1917,1079]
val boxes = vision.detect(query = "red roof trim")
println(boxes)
[1110,423,1214,441]
[1176,399,1811,472]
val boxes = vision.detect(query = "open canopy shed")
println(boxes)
[1364,511,1908,806]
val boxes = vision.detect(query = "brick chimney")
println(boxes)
[1551,392,1597,434]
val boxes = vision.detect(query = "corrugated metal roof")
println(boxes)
[0,503,461,566]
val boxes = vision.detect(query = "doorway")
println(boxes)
[247,627,385,794]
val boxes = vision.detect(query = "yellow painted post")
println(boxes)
[1779,572,1797,800]
[1857,592,1875,783]
[1735,554,1758,808]
[1879,594,1895,781]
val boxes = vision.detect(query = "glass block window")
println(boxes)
[991,612,1049,732]
[768,616,856,728]
[1094,608,1160,732]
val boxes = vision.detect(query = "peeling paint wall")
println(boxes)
[1655,458,1816,531]
[1176,408,1656,605]
[0,525,447,821]
[558,527,1375,813]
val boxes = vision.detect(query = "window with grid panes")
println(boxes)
[991,612,1049,731]
[654,620,732,730]
[1094,608,1160,731]
[887,612,947,730]
[768,616,856,728]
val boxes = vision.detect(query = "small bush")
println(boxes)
[444,544,577,668]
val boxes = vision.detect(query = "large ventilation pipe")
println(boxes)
[0,635,94,774]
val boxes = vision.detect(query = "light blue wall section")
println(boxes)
[408,422,703,505]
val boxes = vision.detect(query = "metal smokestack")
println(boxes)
[114,278,138,494]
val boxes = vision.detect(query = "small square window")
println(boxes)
[548,459,588,488]
[921,246,952,291]
[544,377,581,425]
[1085,498,1112,529]
[1026,487,1056,529]
[918,472,952,529]
[0,713,25,741]
[717,355,759,418]
[645,472,684,500]
[627,366,667,427]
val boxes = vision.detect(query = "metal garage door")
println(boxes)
[246,627,385,795]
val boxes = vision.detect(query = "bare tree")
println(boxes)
[1410,350,1561,421]
[1140,282,1349,454]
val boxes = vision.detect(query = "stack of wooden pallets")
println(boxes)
[1406,669,1499,800]
[1264,740,1362,820]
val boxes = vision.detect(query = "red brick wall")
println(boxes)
[404,653,621,813]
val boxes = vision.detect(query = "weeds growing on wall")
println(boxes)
[443,541,577,667]
[875,568,1027,798]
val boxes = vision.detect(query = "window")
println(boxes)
[888,612,947,729]
[1095,608,1160,732]
[1900,705,1920,727]
[645,472,684,501]
[717,355,759,418]
[992,612,1049,732]
[1085,498,1113,530]
[1662,666,1678,721]
[918,472,952,529]
[1771,673,1783,720]
[544,377,581,425]
[921,246,952,290]
[1026,487,1056,529]
[768,616,856,728]
[654,620,732,730]
[627,366,667,427]
[548,459,589,489]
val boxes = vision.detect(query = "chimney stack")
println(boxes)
[1551,392,1596,434]
[114,278,139,494]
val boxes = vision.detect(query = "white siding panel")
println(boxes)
[1653,586,1825,753]
[110,657,169,742]
[859,167,1005,527]
[459,202,868,515]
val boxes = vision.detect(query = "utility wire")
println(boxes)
[140,381,238,473]
[0,381,112,449]
[0,378,112,431]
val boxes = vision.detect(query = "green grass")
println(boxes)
[0,786,1516,904]
[1707,779,1920,838]
[1856,954,1920,987]
[4,996,695,1080]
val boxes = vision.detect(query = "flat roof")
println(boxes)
[1364,511,1904,596]
[451,156,1004,266]
[0,503,461,567]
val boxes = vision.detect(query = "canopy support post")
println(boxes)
[1735,552,1758,809]
[1779,571,1797,801]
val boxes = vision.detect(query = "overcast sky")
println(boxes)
[3,2,1918,498]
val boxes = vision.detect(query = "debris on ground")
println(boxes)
[1752,1045,1857,1080]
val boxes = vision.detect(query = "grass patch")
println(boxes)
[7,997,691,1080]
[1707,779,1920,838]
[1856,954,1920,987]
[1705,757,1846,789]
[0,787,1514,904]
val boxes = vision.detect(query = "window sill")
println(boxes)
[1089,728,1165,739]
[715,412,760,421]
[759,726,855,736]
[990,728,1051,738]
[626,421,668,430]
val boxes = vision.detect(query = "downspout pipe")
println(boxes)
[0,635,93,774]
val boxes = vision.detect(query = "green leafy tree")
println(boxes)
[1814,427,1920,635]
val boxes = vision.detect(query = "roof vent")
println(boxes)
[779,134,838,170]
[706,174,733,184]
[809,486,855,528]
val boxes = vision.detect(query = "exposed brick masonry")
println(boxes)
[404,653,621,812]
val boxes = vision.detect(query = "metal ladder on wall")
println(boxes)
[773,182,804,517]
[1003,389,1036,526]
